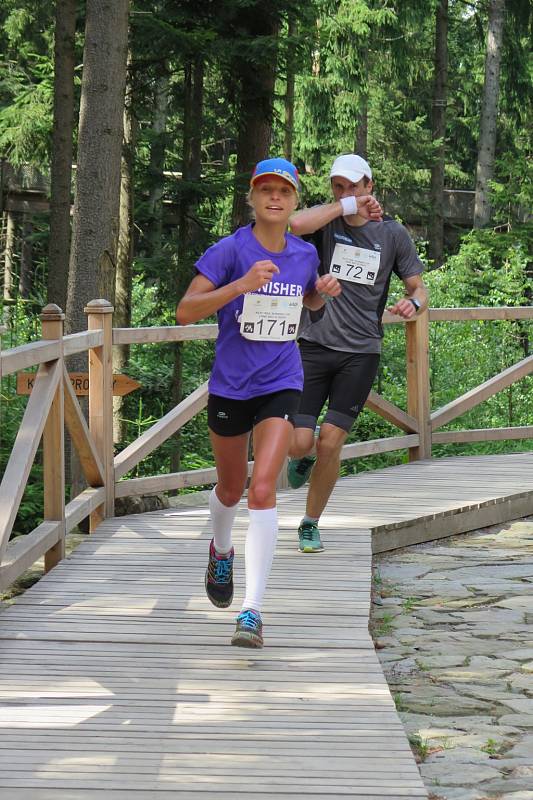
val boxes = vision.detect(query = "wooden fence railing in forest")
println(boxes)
[1,300,532,592]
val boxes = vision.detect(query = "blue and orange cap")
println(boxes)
[250,158,300,193]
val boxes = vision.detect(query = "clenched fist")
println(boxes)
[239,260,280,294]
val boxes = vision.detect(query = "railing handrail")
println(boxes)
[1,303,532,592]
[429,307,533,321]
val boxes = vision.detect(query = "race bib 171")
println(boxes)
[240,293,303,341]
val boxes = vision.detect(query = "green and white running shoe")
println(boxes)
[298,521,324,553]
[287,456,316,489]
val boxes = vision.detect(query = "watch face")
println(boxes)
[410,298,421,310]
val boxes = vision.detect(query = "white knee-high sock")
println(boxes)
[209,487,239,555]
[242,507,278,613]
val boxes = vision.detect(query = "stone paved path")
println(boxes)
[372,517,533,800]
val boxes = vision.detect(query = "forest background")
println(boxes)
[0,0,531,536]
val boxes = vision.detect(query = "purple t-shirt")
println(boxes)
[196,224,319,400]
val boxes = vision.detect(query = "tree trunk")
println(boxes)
[145,68,169,258]
[47,0,76,311]
[19,214,33,298]
[283,16,296,162]
[170,56,204,475]
[231,10,279,229]
[66,0,130,337]
[65,0,129,514]
[113,59,136,445]
[428,0,448,267]
[3,211,16,304]
[473,0,505,229]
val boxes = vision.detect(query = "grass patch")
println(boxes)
[402,596,418,612]
[374,611,395,637]
[408,733,431,762]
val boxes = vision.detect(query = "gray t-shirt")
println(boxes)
[298,217,424,354]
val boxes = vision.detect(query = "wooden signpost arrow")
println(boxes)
[16,372,141,397]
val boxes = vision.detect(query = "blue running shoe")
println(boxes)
[287,456,316,489]
[205,539,234,608]
[231,609,263,648]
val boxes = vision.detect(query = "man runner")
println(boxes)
[288,153,428,553]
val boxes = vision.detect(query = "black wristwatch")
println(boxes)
[408,297,421,312]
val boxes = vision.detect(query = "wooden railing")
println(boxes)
[1,301,532,591]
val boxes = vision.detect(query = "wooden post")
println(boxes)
[0,324,5,387]
[41,303,66,571]
[85,299,114,530]
[406,310,431,461]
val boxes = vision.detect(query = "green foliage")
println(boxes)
[424,227,533,454]
[0,0,56,165]
[409,734,431,762]
[491,144,533,226]
[0,55,54,166]
[393,692,406,711]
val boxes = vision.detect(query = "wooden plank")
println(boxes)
[0,793,427,800]
[41,306,66,572]
[63,366,105,487]
[381,310,409,325]
[429,305,533,321]
[0,752,418,768]
[115,467,218,497]
[64,487,106,533]
[62,330,103,357]
[0,770,425,785]
[431,353,533,430]
[0,359,61,564]
[406,310,431,459]
[0,340,61,377]
[432,425,533,444]
[372,489,533,552]
[114,381,209,480]
[0,731,411,746]
[0,521,61,592]
[0,786,428,798]
[85,300,114,525]
[365,391,418,432]
[340,434,419,461]
[0,327,3,389]
[112,323,218,346]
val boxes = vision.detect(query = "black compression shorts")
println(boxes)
[293,340,380,433]
[208,389,301,437]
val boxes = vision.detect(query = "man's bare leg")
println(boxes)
[305,423,348,519]
[289,426,315,459]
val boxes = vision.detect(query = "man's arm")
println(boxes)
[290,195,382,236]
[388,274,429,320]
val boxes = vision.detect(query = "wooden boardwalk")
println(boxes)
[1,452,533,798]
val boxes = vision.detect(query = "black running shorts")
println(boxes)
[293,340,380,433]
[208,389,302,437]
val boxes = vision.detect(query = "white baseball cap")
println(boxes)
[330,154,372,183]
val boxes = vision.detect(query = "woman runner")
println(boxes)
[176,157,341,647]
